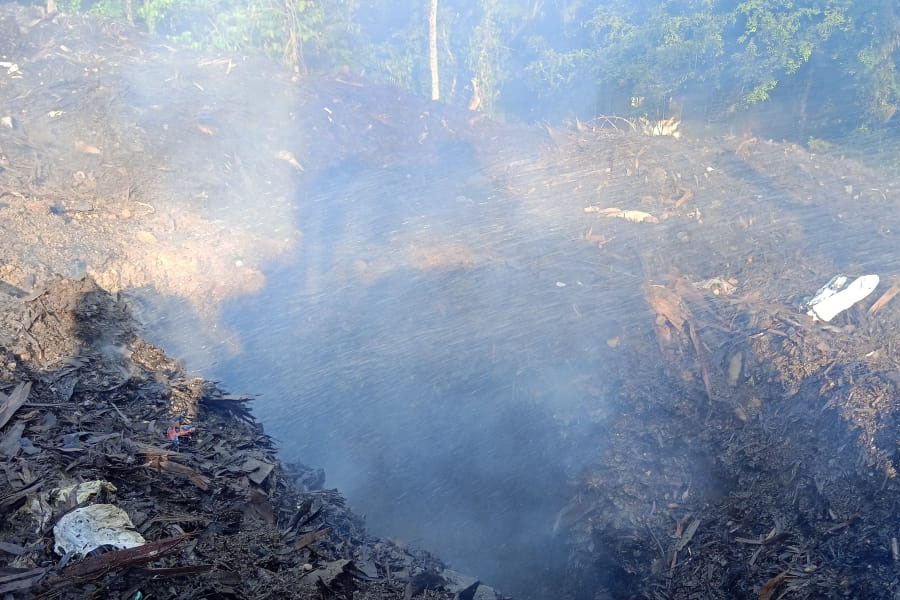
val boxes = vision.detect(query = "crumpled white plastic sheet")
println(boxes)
[53,504,145,556]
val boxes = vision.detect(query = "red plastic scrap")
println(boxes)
[166,424,196,443]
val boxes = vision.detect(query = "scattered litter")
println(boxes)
[53,504,146,556]
[166,424,196,445]
[0,62,22,76]
[804,274,880,322]
[23,480,118,528]
[53,480,117,505]
[1,3,899,597]
[555,281,566,288]
[583,206,659,223]
[1,116,12,128]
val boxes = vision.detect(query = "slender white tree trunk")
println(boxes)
[429,0,439,100]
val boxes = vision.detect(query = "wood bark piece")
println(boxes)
[142,452,210,490]
[0,382,31,430]
[869,280,900,315]
[0,567,48,594]
[53,535,190,584]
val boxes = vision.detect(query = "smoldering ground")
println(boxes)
[207,148,646,598]
[8,2,900,599]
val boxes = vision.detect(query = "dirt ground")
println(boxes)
[0,1,515,360]
[502,125,900,597]
[4,2,900,599]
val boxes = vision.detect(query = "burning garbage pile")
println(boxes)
[0,278,504,600]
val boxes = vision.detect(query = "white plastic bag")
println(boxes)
[53,504,145,556]
[806,275,880,322]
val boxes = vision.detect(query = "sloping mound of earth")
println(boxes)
[491,125,900,597]
[0,277,502,600]
[0,1,517,353]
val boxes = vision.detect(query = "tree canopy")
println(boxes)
[53,0,900,139]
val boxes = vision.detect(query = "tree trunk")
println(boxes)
[429,0,439,100]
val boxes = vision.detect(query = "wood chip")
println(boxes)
[758,570,789,600]
[674,189,694,208]
[868,281,900,315]
[274,150,304,171]
[735,536,765,544]
[294,528,328,549]
[73,140,102,155]
[0,541,35,555]
[143,454,210,490]
[583,206,659,223]
[0,382,31,431]
[0,422,24,457]
[674,518,700,553]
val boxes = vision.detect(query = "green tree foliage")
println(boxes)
[58,0,357,72]
[850,0,900,124]
[48,0,900,136]
[528,1,853,114]
[518,0,897,135]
